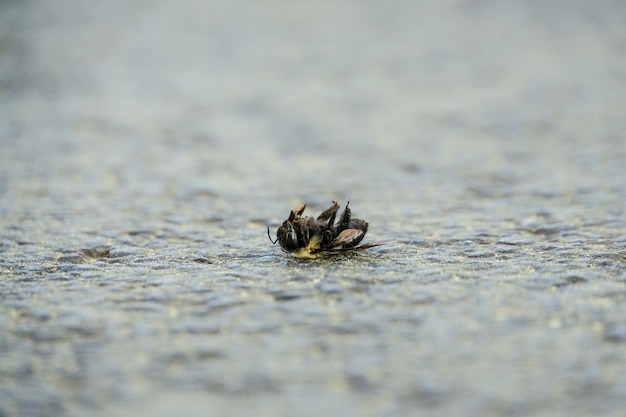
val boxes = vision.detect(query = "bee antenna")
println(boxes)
[267,226,278,244]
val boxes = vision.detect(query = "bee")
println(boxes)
[267,200,386,258]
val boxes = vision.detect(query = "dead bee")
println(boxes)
[267,200,386,258]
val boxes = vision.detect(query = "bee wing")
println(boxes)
[349,240,392,250]
[312,239,391,256]
[329,228,363,248]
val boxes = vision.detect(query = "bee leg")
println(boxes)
[294,204,306,216]
[317,201,340,246]
[336,200,352,232]
[317,201,340,224]
[288,204,307,222]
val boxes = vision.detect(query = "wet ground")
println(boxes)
[1,1,625,416]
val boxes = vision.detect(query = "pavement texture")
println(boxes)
[1,1,625,416]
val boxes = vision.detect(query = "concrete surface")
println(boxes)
[1,0,625,416]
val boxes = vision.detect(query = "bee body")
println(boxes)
[268,200,384,258]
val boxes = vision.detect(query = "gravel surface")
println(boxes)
[1,1,625,416]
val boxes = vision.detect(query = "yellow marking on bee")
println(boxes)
[292,234,323,259]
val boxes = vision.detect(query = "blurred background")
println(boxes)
[1,1,625,416]
[2,0,623,209]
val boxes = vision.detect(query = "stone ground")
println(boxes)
[1,0,625,416]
